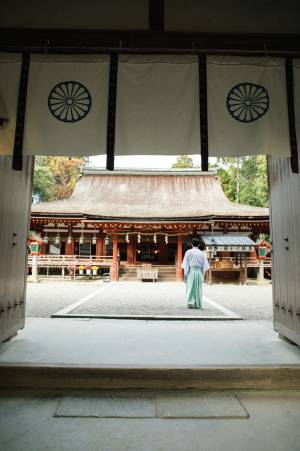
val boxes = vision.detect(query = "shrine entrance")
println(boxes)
[0,0,300,349]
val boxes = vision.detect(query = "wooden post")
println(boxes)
[96,238,103,256]
[244,252,248,284]
[177,235,183,281]
[257,258,265,282]
[127,242,134,264]
[111,234,118,281]
[65,241,74,255]
[31,255,38,283]
[208,251,212,284]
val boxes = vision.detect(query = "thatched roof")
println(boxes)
[31,169,269,221]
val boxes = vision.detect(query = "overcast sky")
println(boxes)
[89,154,202,169]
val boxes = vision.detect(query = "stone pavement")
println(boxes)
[26,280,272,320]
[0,389,300,451]
[64,282,230,318]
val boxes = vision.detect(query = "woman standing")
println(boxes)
[181,238,210,309]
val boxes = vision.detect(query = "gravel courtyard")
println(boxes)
[26,280,273,320]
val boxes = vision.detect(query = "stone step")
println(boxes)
[1,364,299,390]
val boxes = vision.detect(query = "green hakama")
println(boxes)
[185,267,204,309]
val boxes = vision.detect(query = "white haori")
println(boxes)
[181,247,210,276]
[115,54,200,155]
[23,54,110,156]
[0,53,22,155]
[207,56,290,157]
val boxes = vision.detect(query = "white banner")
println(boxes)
[24,54,110,156]
[115,55,200,155]
[207,56,290,157]
[0,54,21,155]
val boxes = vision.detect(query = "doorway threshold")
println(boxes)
[51,313,242,320]
[0,319,300,390]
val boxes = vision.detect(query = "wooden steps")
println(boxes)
[1,364,300,390]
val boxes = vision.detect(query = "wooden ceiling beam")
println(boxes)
[1,29,300,56]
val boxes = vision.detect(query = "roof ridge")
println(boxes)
[82,167,217,176]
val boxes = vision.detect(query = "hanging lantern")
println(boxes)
[104,235,110,246]
[92,234,97,245]
[79,223,84,244]
[126,233,130,243]
[153,234,157,244]
[67,236,73,245]
[165,234,168,244]
[55,224,61,245]
[137,233,141,243]
[43,233,49,244]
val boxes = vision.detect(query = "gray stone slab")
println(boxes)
[155,391,249,418]
[54,391,155,418]
[72,282,226,317]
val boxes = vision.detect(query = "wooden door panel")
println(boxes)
[268,156,300,345]
[0,156,33,343]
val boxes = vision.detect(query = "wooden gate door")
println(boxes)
[0,156,33,343]
[268,156,300,345]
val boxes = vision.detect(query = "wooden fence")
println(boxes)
[27,255,114,279]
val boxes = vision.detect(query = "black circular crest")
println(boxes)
[226,82,269,123]
[48,81,92,123]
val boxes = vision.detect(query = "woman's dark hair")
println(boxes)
[192,238,199,247]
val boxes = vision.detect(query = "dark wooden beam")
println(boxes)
[1,29,300,55]
[199,54,209,172]
[285,58,299,173]
[12,53,30,171]
[149,0,164,32]
[106,54,118,171]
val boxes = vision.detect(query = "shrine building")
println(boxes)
[30,168,269,281]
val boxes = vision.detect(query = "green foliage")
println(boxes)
[32,156,85,202]
[209,155,269,208]
[32,156,53,202]
[172,155,194,168]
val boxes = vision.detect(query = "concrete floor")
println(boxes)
[0,389,300,451]
[1,318,300,366]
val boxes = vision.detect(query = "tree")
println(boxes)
[48,157,85,200]
[172,155,194,168]
[209,155,269,208]
[32,156,85,202]
[32,156,53,202]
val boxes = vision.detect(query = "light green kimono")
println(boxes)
[182,247,210,309]
[185,267,204,309]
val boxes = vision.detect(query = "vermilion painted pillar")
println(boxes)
[65,241,74,255]
[111,234,118,281]
[96,238,103,256]
[177,235,183,281]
